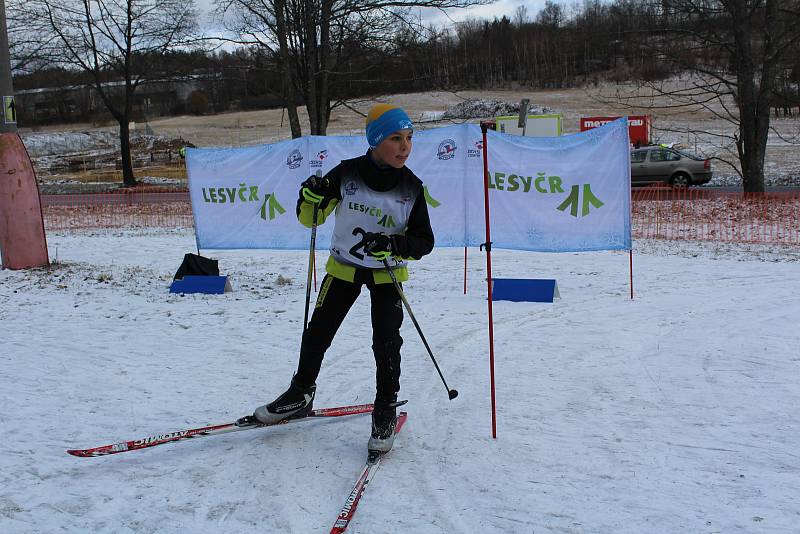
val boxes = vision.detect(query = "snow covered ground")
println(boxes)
[2,230,800,533]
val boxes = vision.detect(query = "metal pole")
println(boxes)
[463,246,467,295]
[480,121,497,439]
[629,249,634,300]
[303,205,318,331]
[0,0,18,134]
[518,98,529,137]
[303,170,323,332]
[381,258,458,401]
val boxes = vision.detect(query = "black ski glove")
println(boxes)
[363,232,394,261]
[299,175,332,206]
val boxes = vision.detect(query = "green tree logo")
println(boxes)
[556,184,604,217]
[377,214,397,228]
[259,193,286,220]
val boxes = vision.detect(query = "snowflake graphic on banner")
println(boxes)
[526,225,541,244]
[435,234,463,247]
[604,232,627,248]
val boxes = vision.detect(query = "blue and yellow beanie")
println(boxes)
[365,104,414,148]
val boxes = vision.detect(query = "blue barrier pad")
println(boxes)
[491,278,560,303]
[170,275,231,295]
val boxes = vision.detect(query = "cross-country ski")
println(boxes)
[66,403,394,457]
[330,412,408,534]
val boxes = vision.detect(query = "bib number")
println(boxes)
[348,227,368,261]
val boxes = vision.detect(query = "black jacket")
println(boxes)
[297,151,435,260]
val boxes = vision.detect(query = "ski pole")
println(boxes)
[382,258,458,400]
[303,170,323,331]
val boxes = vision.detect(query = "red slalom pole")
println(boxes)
[480,121,497,439]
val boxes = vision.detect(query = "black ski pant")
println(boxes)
[294,272,403,405]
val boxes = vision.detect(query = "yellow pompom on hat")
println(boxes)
[365,104,414,148]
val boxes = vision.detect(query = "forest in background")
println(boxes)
[9,0,800,190]
[14,0,799,123]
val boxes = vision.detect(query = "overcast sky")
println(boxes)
[419,0,552,25]
[198,0,556,32]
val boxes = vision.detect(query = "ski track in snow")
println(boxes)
[1,229,800,533]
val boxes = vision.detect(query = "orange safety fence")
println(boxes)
[41,187,800,246]
[632,187,800,245]
[42,188,193,230]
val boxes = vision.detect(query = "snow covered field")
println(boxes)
[2,230,799,533]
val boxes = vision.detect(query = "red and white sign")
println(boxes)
[581,115,651,146]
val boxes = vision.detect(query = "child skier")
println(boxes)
[252,104,435,452]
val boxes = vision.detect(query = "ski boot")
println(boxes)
[253,378,316,425]
[367,401,397,453]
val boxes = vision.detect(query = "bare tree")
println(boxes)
[28,0,197,186]
[603,0,800,192]
[512,5,528,27]
[6,0,54,73]
[215,0,490,138]
[536,0,564,28]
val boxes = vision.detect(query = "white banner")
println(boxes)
[187,119,631,252]
[466,119,632,251]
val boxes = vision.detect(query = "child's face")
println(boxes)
[372,129,413,169]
